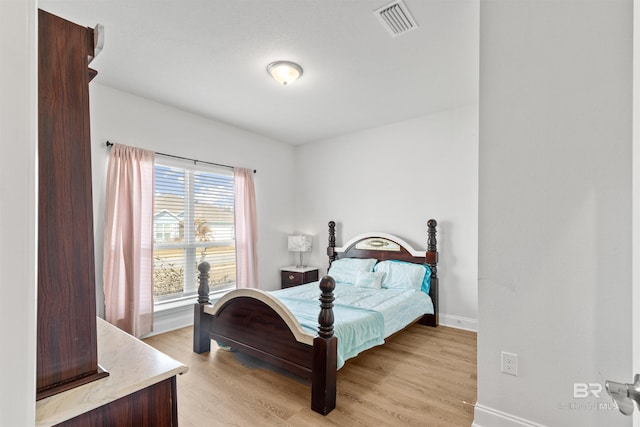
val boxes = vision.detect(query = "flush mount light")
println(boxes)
[267,61,303,86]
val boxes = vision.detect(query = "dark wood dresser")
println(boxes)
[36,9,187,426]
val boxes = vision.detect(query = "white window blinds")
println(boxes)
[153,158,235,301]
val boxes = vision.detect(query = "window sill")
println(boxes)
[154,288,232,313]
[154,295,196,313]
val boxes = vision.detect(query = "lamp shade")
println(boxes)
[288,235,312,252]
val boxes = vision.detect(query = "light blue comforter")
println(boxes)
[271,282,434,369]
[276,296,385,369]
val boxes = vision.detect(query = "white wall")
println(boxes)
[294,105,479,329]
[476,1,632,426]
[89,84,297,324]
[0,0,37,425]
[634,0,640,417]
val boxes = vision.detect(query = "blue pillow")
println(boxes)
[354,271,386,289]
[374,260,431,294]
[328,258,377,284]
[421,264,432,294]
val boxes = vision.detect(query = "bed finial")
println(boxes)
[197,262,211,304]
[317,276,335,339]
[427,219,437,253]
[426,218,438,270]
[327,221,337,269]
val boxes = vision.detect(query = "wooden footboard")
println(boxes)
[193,262,337,415]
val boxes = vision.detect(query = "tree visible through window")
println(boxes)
[153,160,235,302]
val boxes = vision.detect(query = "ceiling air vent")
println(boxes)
[374,0,418,37]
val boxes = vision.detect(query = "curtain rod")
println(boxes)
[105,141,256,174]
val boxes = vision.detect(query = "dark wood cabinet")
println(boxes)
[36,10,185,426]
[55,376,177,427]
[281,266,319,289]
[37,8,106,400]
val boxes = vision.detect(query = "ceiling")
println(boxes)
[38,0,478,145]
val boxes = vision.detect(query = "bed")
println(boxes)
[193,219,439,415]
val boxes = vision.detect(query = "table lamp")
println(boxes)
[288,235,312,268]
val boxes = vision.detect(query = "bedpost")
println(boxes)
[421,219,439,327]
[193,261,212,353]
[197,261,211,304]
[327,221,337,270]
[311,276,337,415]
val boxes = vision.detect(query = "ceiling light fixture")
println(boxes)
[267,61,303,86]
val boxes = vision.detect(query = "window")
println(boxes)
[153,158,235,302]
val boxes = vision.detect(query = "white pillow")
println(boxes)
[374,260,426,291]
[354,271,386,289]
[328,258,377,284]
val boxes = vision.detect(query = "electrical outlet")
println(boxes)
[501,351,518,376]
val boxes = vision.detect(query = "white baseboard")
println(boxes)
[142,304,193,338]
[439,313,478,332]
[473,404,548,427]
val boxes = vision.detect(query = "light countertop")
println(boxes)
[35,318,188,426]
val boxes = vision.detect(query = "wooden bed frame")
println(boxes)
[193,219,439,415]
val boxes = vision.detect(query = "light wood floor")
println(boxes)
[143,324,477,427]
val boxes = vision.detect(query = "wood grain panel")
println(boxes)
[37,9,103,398]
[210,297,314,378]
[56,378,178,427]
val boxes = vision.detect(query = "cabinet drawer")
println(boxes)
[281,269,319,288]
[282,271,303,286]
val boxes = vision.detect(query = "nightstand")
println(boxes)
[280,266,319,289]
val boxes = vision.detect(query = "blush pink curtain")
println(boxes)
[234,167,258,289]
[103,144,155,337]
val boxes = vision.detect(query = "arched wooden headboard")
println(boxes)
[326,220,439,327]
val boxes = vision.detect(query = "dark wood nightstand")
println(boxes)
[280,266,319,289]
